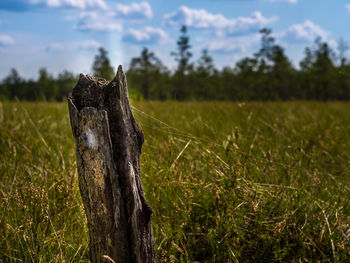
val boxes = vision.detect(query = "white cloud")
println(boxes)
[277,20,338,51]
[75,12,122,32]
[45,40,101,52]
[164,6,278,36]
[207,34,261,53]
[346,4,350,12]
[327,39,338,50]
[75,2,153,32]
[115,2,152,19]
[29,0,107,9]
[283,20,329,42]
[266,0,297,3]
[0,35,14,47]
[122,26,168,44]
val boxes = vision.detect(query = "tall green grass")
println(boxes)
[0,101,349,262]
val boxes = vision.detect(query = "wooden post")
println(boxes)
[0,101,3,123]
[68,66,155,263]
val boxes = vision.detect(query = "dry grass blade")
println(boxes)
[170,139,191,170]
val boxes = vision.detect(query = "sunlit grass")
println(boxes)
[0,101,349,262]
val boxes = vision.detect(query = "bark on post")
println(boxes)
[68,65,155,263]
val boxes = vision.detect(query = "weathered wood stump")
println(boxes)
[68,66,155,263]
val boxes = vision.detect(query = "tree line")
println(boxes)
[1,26,349,101]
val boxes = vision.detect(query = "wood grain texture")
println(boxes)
[68,66,155,263]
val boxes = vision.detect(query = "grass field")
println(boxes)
[0,101,350,262]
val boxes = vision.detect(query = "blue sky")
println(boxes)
[0,0,349,79]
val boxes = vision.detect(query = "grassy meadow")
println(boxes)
[0,101,350,262]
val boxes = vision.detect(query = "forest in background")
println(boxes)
[1,26,350,101]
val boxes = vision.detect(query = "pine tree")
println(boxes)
[171,25,193,100]
[129,47,162,99]
[197,49,215,76]
[194,49,216,99]
[92,47,114,80]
